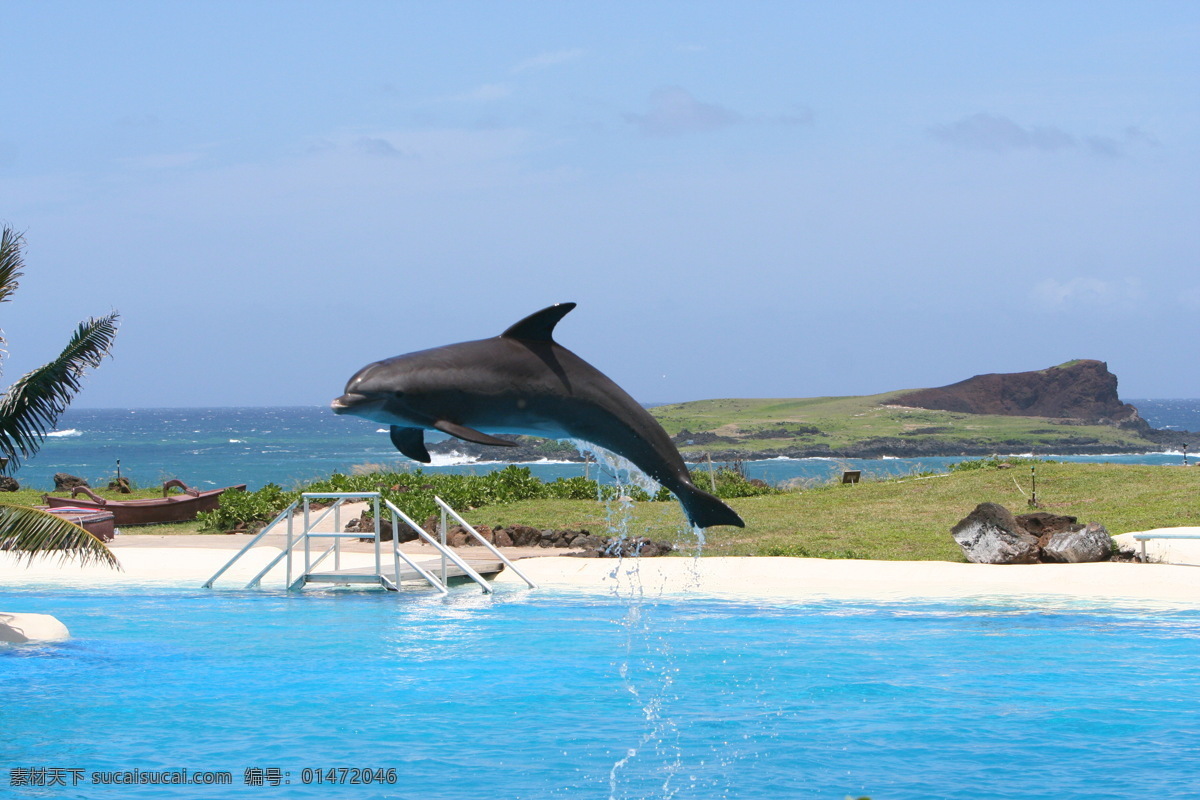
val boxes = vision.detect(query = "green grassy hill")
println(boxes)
[649,391,1161,457]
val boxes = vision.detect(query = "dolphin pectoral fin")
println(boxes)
[500,303,577,342]
[389,426,432,463]
[434,420,519,448]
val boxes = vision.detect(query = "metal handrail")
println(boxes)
[387,515,448,593]
[241,496,358,588]
[246,526,308,588]
[435,496,539,589]
[383,500,493,593]
[202,500,299,588]
[204,492,524,594]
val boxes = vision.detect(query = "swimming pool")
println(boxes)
[3,585,1198,799]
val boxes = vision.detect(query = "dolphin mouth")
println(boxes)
[331,393,373,413]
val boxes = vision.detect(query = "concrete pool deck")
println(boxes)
[2,528,1199,606]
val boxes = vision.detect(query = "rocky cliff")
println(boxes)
[890,360,1142,425]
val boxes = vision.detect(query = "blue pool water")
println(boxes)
[3,585,1199,799]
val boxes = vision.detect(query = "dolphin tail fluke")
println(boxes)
[677,483,745,529]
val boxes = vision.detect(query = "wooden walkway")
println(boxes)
[302,555,506,590]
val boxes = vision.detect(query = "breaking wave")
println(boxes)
[428,451,480,467]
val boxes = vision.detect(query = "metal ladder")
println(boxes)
[202,492,537,593]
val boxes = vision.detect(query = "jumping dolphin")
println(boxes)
[331,303,744,529]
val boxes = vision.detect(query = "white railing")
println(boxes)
[202,500,299,589]
[1131,531,1200,564]
[382,499,494,593]
[434,496,538,589]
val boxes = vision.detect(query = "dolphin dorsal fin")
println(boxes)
[500,303,577,342]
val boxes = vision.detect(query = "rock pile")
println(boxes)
[347,516,674,557]
[951,503,1113,564]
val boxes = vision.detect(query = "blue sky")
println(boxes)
[2,1,1197,408]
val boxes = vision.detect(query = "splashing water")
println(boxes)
[566,440,714,798]
[568,439,707,557]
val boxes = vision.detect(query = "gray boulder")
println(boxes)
[53,472,89,491]
[951,502,1041,564]
[1041,522,1113,563]
[0,476,18,492]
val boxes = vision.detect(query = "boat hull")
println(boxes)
[44,485,246,526]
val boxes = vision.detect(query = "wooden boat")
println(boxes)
[43,480,247,526]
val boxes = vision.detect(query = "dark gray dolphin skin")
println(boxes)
[331,303,744,529]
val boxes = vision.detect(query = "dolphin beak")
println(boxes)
[331,393,369,414]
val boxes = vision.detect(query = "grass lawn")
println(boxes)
[480,462,1200,561]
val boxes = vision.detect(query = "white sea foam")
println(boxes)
[428,451,479,467]
[46,429,81,438]
[228,439,244,444]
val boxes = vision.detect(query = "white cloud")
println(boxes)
[1031,277,1143,309]
[929,113,1076,153]
[352,137,409,158]
[511,48,584,73]
[115,114,161,129]
[624,87,739,137]
[929,113,1154,158]
[772,105,815,126]
[117,151,205,170]
[1179,286,1200,311]
[453,83,513,102]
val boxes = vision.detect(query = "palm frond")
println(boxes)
[0,225,24,305]
[0,503,121,569]
[0,226,26,362]
[0,312,120,467]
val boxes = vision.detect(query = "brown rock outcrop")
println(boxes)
[892,360,1139,424]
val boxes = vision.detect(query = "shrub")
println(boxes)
[949,457,1054,473]
[196,483,294,530]
[689,467,780,498]
[199,461,775,532]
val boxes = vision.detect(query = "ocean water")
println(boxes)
[10,400,1200,492]
[1127,398,1200,432]
[3,586,1198,799]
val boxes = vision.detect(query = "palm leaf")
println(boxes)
[0,503,121,569]
[0,225,24,306]
[0,312,120,467]
[0,226,26,359]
